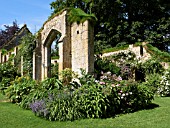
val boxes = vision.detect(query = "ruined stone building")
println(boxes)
[33,10,94,80]
[1,10,168,81]
[0,10,95,81]
[0,24,31,63]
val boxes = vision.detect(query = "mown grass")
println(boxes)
[0,93,170,128]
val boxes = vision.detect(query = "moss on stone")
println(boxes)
[37,8,97,34]
[67,8,97,24]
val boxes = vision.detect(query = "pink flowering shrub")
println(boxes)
[101,80,154,115]
[118,81,154,112]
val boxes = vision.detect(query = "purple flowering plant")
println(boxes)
[30,99,49,117]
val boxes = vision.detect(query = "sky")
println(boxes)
[0,0,55,34]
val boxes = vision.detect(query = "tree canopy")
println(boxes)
[0,21,19,47]
[50,0,170,52]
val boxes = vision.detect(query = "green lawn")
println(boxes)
[0,93,170,128]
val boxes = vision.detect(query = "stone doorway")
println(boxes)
[43,29,61,78]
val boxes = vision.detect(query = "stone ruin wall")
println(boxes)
[102,44,151,62]
[33,10,94,80]
[71,21,94,75]
[101,43,169,69]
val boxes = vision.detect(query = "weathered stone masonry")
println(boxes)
[33,10,94,80]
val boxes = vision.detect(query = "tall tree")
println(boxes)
[50,0,170,52]
[0,21,19,47]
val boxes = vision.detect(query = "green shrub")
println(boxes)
[41,77,62,90]
[142,58,164,75]
[0,62,18,79]
[29,78,154,121]
[0,62,18,94]
[18,72,154,121]
[143,73,162,93]
[0,77,11,94]
[121,82,154,112]
[135,58,164,82]
[20,77,62,109]
[5,76,36,103]
[46,90,82,121]
[51,63,58,78]
[74,80,154,117]
[94,57,121,79]
[59,68,78,86]
[73,83,108,118]
[29,76,108,120]
[28,84,82,121]
[108,81,154,113]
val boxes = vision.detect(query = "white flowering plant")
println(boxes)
[158,70,170,96]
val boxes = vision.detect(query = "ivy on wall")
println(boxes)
[38,8,97,34]
[15,33,35,77]
[68,8,97,24]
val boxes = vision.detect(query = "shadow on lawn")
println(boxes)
[101,103,160,120]
[111,103,160,119]
[146,103,159,110]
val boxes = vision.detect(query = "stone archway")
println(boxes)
[33,10,94,80]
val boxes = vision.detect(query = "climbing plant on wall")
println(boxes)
[67,8,97,24]
[15,33,35,77]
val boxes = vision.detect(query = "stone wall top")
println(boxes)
[41,11,67,45]
[102,44,151,62]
